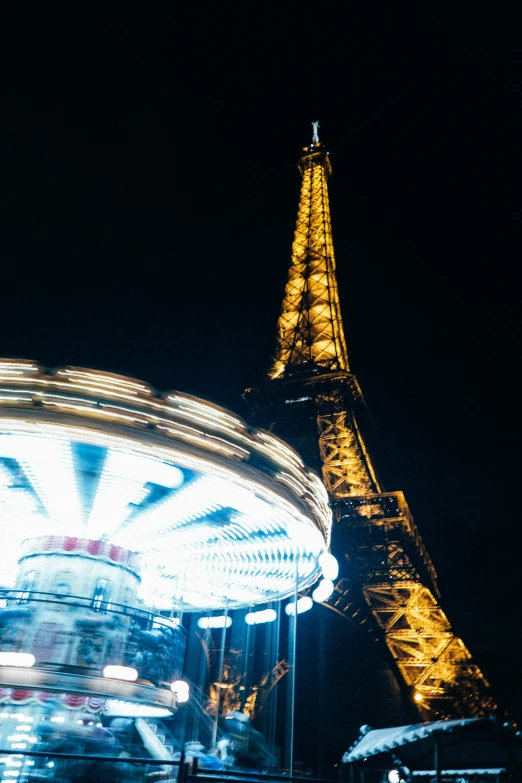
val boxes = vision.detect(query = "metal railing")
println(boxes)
[0,746,183,782]
[0,747,346,783]
[0,589,186,688]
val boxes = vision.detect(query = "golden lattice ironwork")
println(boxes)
[330,494,495,715]
[316,386,381,497]
[249,125,497,718]
[362,583,496,716]
[269,141,348,380]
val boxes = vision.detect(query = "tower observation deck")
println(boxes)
[244,126,496,719]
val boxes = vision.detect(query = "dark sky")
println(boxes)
[1,3,521,723]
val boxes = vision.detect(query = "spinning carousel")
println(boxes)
[0,359,332,777]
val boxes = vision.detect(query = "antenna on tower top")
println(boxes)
[312,121,320,144]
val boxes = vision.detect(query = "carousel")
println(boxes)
[0,359,334,780]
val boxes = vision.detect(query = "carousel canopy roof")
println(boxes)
[0,359,331,610]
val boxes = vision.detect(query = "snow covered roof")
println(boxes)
[342,717,522,771]
[343,718,485,762]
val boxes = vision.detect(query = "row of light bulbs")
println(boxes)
[0,554,339,710]
[0,654,190,704]
[197,552,339,626]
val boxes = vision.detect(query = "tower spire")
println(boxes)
[268,127,349,380]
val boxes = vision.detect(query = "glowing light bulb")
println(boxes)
[197,616,232,629]
[103,665,138,682]
[171,680,190,703]
[319,552,339,580]
[0,653,35,668]
[245,608,277,625]
[285,596,313,616]
[312,578,334,603]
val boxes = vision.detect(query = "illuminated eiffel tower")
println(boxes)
[244,123,496,719]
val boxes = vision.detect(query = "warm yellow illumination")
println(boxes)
[363,579,494,712]
[264,141,382,500]
[317,402,381,497]
[261,132,498,718]
[268,144,348,380]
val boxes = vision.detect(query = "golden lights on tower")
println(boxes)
[258,123,497,718]
[269,130,348,380]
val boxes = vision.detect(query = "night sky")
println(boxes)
[1,3,521,729]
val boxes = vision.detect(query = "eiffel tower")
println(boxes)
[244,123,496,720]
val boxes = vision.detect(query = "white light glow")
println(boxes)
[319,552,339,580]
[0,653,35,668]
[86,450,184,540]
[170,680,190,703]
[0,434,82,536]
[312,579,334,603]
[153,617,181,629]
[245,608,277,625]
[0,362,332,609]
[197,615,232,629]
[285,596,313,615]
[103,665,138,682]
[104,700,172,718]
